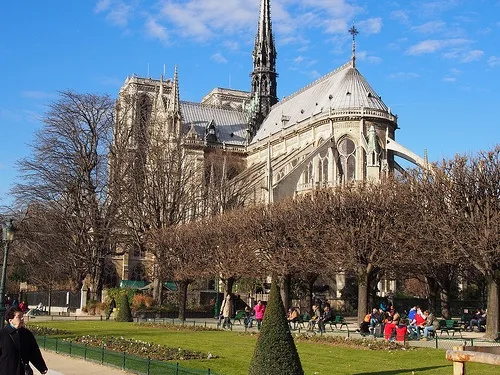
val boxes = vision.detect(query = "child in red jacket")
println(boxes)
[384,318,397,340]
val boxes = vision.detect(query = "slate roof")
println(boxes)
[180,101,248,146]
[252,60,389,143]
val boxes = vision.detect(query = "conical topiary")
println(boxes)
[248,279,304,375]
[115,292,133,322]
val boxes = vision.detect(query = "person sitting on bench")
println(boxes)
[468,308,486,332]
[317,306,334,333]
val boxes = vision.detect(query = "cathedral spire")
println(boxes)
[172,65,180,115]
[167,65,181,135]
[156,74,166,112]
[348,24,359,68]
[248,0,278,139]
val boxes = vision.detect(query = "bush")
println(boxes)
[115,293,133,322]
[86,300,106,315]
[66,335,212,360]
[248,279,304,375]
[132,294,155,311]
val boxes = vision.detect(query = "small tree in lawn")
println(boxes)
[115,292,133,322]
[248,279,304,375]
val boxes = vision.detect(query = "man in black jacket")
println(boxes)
[0,306,48,375]
[317,306,334,333]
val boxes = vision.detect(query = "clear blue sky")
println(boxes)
[1,0,499,207]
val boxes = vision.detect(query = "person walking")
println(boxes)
[220,294,234,329]
[253,300,266,330]
[0,306,48,375]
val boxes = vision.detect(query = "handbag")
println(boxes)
[21,359,34,375]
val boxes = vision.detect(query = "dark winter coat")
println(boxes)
[0,325,48,375]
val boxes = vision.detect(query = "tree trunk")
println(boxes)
[90,257,105,301]
[426,276,439,312]
[440,288,450,319]
[357,270,370,324]
[177,280,189,321]
[440,278,452,319]
[306,275,317,313]
[152,279,162,304]
[368,272,380,313]
[484,276,500,340]
[224,276,235,295]
[280,273,291,310]
[47,288,52,315]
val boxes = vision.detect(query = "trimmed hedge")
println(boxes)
[248,279,304,375]
[115,292,133,322]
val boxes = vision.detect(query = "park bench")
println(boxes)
[232,310,247,325]
[328,315,349,331]
[459,313,473,330]
[289,313,310,330]
[439,319,463,337]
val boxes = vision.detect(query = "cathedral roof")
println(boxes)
[181,101,248,146]
[252,60,390,143]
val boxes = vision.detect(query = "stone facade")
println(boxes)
[109,0,425,298]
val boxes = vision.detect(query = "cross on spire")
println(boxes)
[349,24,359,67]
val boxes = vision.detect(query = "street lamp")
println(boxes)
[0,219,15,329]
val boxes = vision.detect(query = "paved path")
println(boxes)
[42,350,133,375]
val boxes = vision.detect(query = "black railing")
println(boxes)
[37,336,219,375]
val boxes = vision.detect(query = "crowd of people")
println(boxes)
[3,296,36,314]
[358,302,489,341]
[218,295,267,330]
[359,304,441,341]
[220,292,488,340]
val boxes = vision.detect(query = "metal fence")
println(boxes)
[23,290,81,310]
[36,336,219,375]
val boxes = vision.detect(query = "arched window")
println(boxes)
[322,158,329,183]
[102,260,119,288]
[318,149,329,184]
[338,138,356,182]
[302,161,313,185]
[135,94,152,147]
[130,263,147,282]
[275,169,284,183]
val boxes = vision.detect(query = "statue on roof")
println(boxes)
[246,92,263,140]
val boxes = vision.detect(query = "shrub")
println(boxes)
[86,300,106,315]
[248,279,304,375]
[115,292,133,322]
[27,325,71,336]
[66,335,212,361]
[132,294,155,311]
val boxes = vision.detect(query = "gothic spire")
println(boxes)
[172,65,180,115]
[167,65,181,136]
[348,24,359,68]
[156,74,166,112]
[249,0,278,139]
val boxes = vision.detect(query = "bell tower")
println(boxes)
[248,0,278,139]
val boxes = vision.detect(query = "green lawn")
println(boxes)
[31,321,497,375]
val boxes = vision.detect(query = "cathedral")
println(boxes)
[112,0,426,295]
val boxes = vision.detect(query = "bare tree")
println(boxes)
[416,146,500,338]
[112,90,207,302]
[148,220,212,320]
[312,179,416,323]
[12,91,121,299]
[240,198,319,309]
[397,168,466,319]
[203,149,249,216]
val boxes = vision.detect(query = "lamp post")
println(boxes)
[0,219,15,329]
[214,277,219,318]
